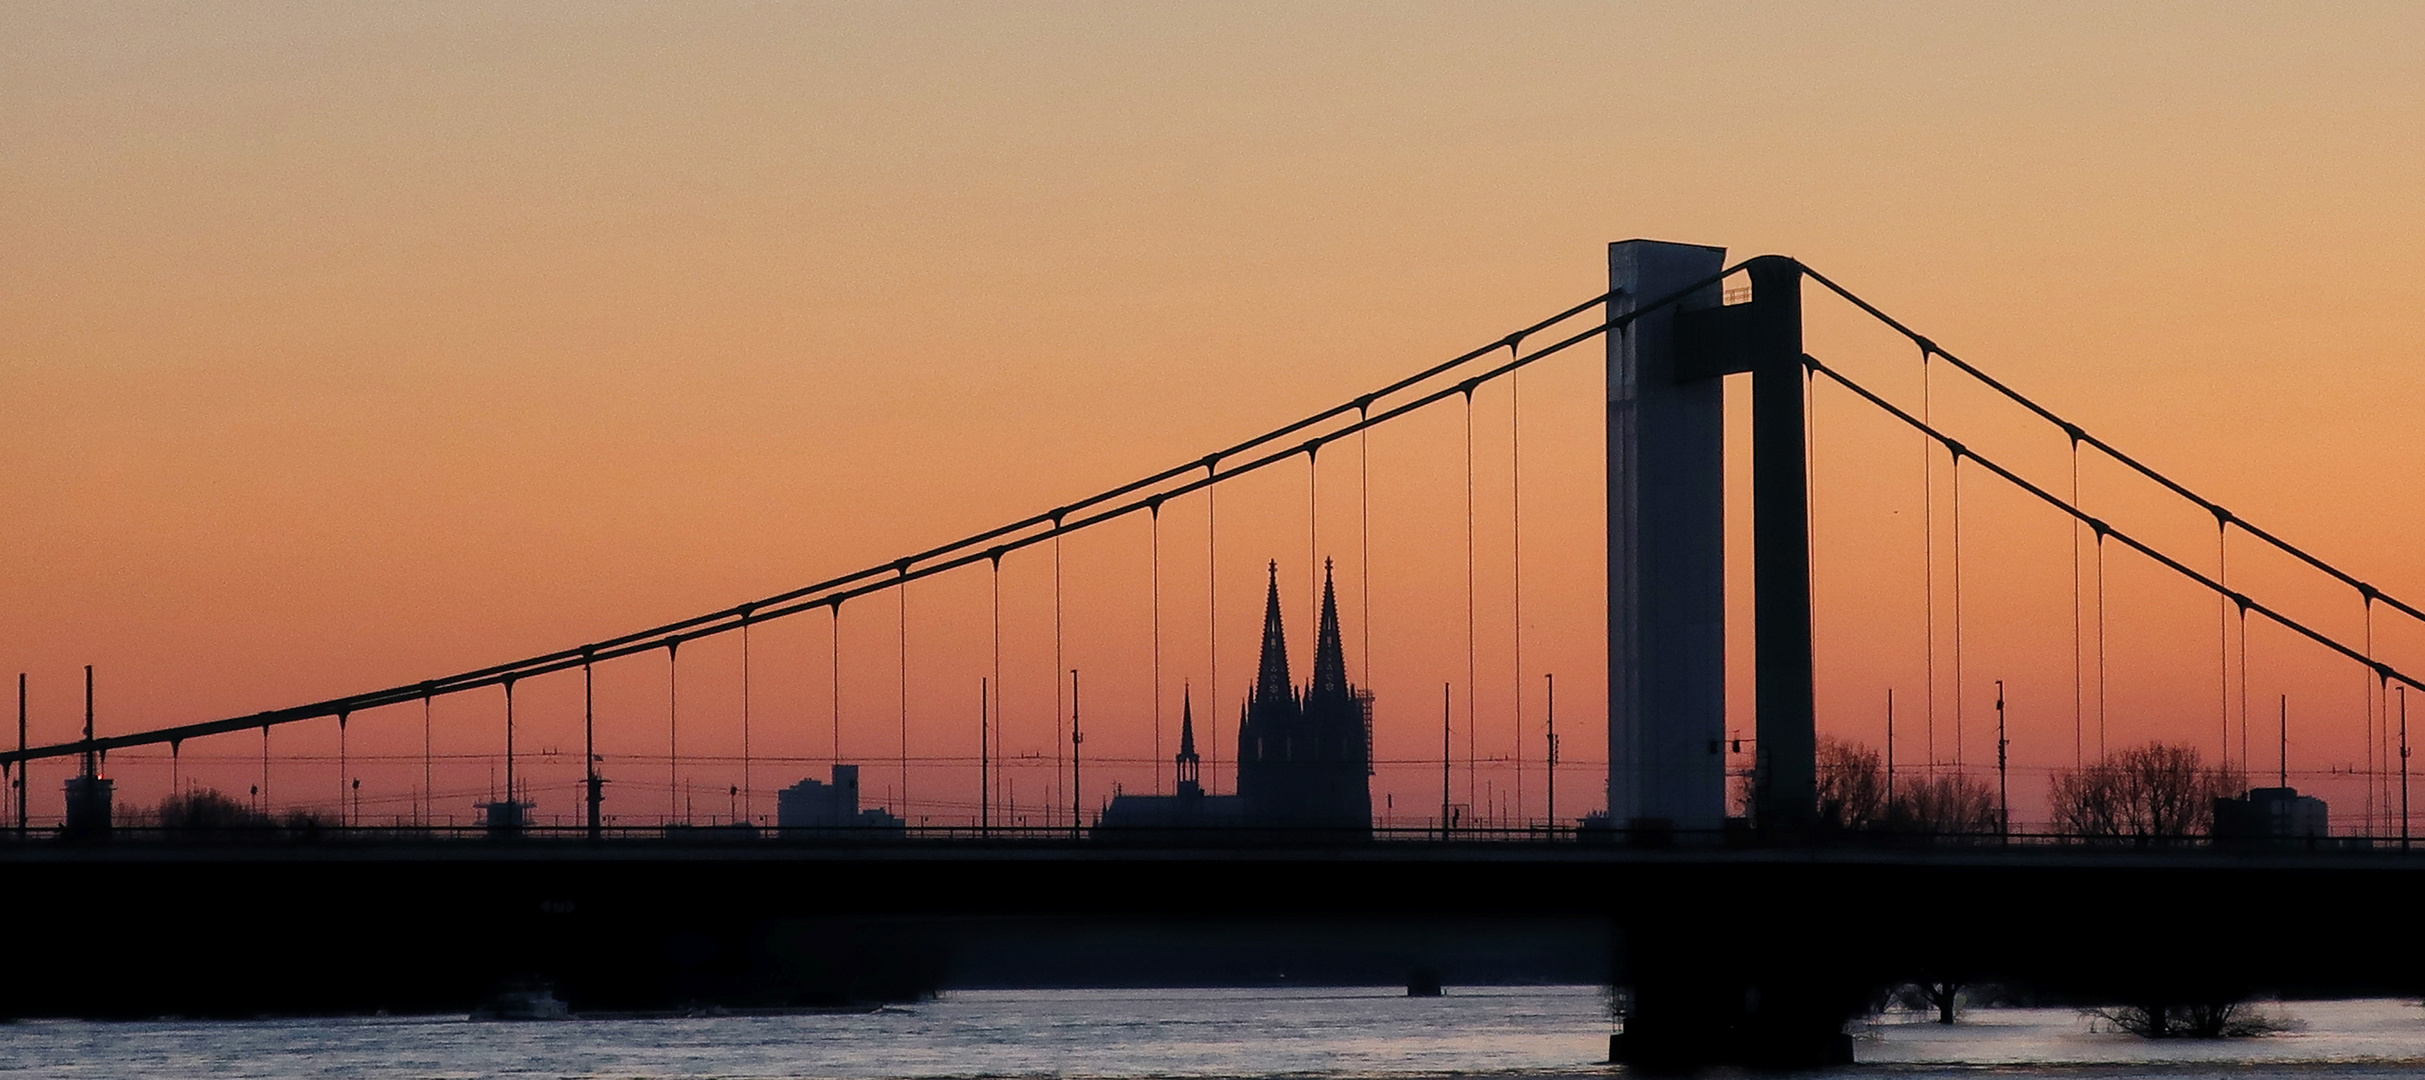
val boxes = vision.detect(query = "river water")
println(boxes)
[4,986,2425,1078]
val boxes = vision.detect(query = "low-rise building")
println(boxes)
[2214,785,2329,843]
[777,764,906,836]
[1097,694,1244,835]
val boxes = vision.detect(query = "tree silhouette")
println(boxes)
[1887,772,2000,835]
[1811,737,2000,835]
[2050,743,2244,842]
[1817,737,1888,829]
[157,788,268,835]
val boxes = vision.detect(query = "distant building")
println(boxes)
[2214,786,2329,843]
[1095,693,1244,832]
[475,798,530,837]
[1097,559,1373,837]
[63,775,112,838]
[778,764,906,835]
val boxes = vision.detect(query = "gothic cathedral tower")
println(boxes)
[1235,560,1373,834]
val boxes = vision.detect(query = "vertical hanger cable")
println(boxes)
[1511,364,1525,824]
[900,571,910,819]
[667,641,680,823]
[2071,437,2084,767]
[1922,348,1937,774]
[1053,526,1065,827]
[1152,506,1164,795]
[742,619,752,825]
[1463,387,1478,813]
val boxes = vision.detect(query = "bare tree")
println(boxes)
[156,788,334,840]
[1810,737,1999,835]
[156,788,270,838]
[1887,772,2001,835]
[2050,743,2244,842]
[1889,979,1970,1024]
[2091,999,2296,1038]
[1817,736,1888,830]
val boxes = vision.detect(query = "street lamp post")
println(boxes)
[1070,669,1082,839]
[1544,673,1556,835]
[1995,680,2009,841]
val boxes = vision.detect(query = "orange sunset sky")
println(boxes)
[5,3,2425,830]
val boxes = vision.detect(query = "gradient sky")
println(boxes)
[5,3,2424,829]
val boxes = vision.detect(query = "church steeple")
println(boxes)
[1311,558,1350,700]
[1254,560,1294,709]
[1175,688,1200,796]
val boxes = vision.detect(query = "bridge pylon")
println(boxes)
[1607,244,1816,836]
[1606,240,1729,834]
[1608,243,1833,1068]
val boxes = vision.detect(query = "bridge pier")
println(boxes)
[1611,872,1864,1072]
[1612,919,1862,1071]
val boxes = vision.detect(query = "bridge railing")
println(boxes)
[0,820,2406,854]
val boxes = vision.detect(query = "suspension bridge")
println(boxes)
[7,240,2425,1067]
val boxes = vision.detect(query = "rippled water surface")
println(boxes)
[5,987,2425,1079]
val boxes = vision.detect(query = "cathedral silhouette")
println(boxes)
[1097,559,1373,836]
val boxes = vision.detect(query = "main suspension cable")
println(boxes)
[1811,354,2425,703]
[1804,265,2425,632]
[6,272,1713,768]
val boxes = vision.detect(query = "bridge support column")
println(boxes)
[1651,253,1814,833]
[1606,240,1729,834]
[1613,898,1864,1070]
[1746,256,1814,831]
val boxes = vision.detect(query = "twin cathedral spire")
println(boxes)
[1250,558,1355,719]
[1236,558,1372,833]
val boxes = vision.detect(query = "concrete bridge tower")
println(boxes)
[1607,242,1834,1066]
[1606,242,1814,835]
